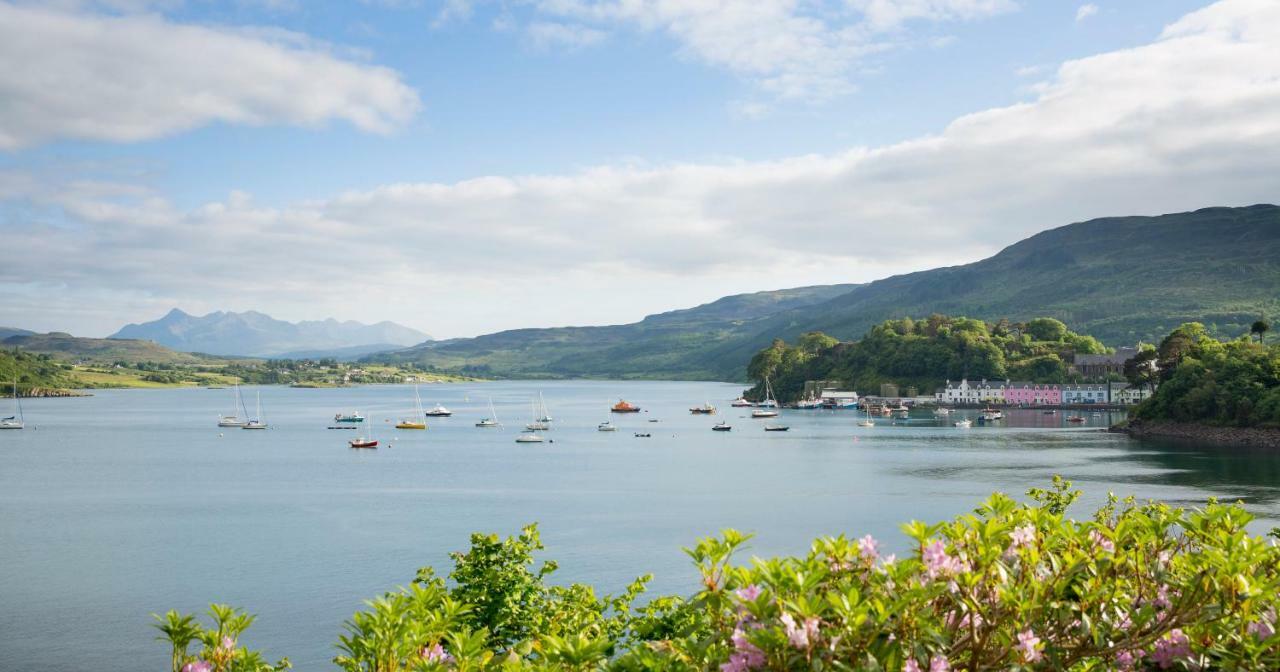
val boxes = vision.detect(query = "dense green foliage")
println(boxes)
[1131,323,1280,427]
[0,349,78,394]
[366,205,1280,381]
[159,480,1280,671]
[745,316,1107,402]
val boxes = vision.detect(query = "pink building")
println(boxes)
[1002,381,1062,406]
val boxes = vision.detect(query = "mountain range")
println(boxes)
[369,204,1280,381]
[109,309,430,358]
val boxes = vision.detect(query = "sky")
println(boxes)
[2,0,1277,339]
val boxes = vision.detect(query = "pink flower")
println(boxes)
[1248,609,1276,640]
[1010,524,1036,548]
[1016,629,1042,663]
[722,628,765,672]
[780,613,819,649]
[922,540,967,579]
[218,636,235,652]
[1089,529,1115,554]
[903,659,922,672]
[735,584,762,601]
[182,662,212,672]
[1115,649,1144,671]
[1151,629,1191,669]
[858,534,880,561]
[1152,584,1172,611]
[929,654,951,672]
[422,643,454,664]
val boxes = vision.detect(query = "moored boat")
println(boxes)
[611,399,641,413]
[1,378,23,430]
[515,433,544,443]
[218,385,249,427]
[689,403,716,414]
[751,408,779,418]
[334,411,364,423]
[597,421,617,432]
[476,397,501,427]
[396,385,428,429]
[424,403,452,417]
[349,437,378,449]
[730,397,753,407]
[712,421,732,431]
[242,392,268,429]
[763,424,789,432]
[954,418,972,428]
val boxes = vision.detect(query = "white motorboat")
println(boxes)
[424,403,452,417]
[597,421,617,432]
[515,433,545,443]
[954,419,972,428]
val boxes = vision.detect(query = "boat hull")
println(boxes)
[349,440,378,448]
[395,422,427,430]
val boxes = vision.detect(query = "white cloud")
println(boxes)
[526,21,607,49]
[529,0,1016,103]
[0,2,421,150]
[1076,3,1098,22]
[4,0,1280,338]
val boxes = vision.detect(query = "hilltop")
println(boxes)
[4,332,216,365]
[369,205,1280,381]
[110,309,430,358]
[370,285,859,379]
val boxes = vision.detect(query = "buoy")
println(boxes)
[218,433,224,437]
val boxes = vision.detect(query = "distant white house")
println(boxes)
[1109,382,1155,405]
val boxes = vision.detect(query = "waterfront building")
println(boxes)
[1061,383,1111,404]
[1109,382,1154,405]
[940,379,983,404]
[1002,381,1062,406]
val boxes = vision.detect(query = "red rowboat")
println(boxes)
[349,438,378,448]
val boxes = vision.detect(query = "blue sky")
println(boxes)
[1,0,1275,338]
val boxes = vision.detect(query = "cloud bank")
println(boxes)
[0,2,421,149]
[3,0,1279,337]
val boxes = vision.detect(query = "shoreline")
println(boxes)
[1117,419,1280,449]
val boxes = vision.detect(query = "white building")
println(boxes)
[940,379,984,404]
[1062,383,1110,404]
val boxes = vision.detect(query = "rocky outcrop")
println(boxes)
[1120,419,1280,449]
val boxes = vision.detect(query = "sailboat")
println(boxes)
[476,397,500,427]
[525,397,550,431]
[857,405,875,428]
[350,418,378,448]
[217,385,248,427]
[597,420,617,431]
[396,385,428,430]
[516,399,546,442]
[1,378,24,430]
[242,391,268,429]
[536,391,553,423]
[751,377,780,418]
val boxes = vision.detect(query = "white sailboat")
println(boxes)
[536,391,553,423]
[516,398,546,442]
[242,391,268,429]
[1,378,24,430]
[525,397,550,430]
[217,385,248,427]
[476,397,500,427]
[857,405,875,428]
[597,420,617,432]
[751,377,780,418]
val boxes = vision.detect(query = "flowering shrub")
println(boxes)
[159,479,1280,671]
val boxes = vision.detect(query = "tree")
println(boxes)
[1123,348,1160,394]
[1252,319,1271,344]
[1025,317,1069,342]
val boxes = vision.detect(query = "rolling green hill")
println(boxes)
[0,349,79,395]
[3,332,216,365]
[369,205,1280,381]
[700,204,1280,378]
[370,284,860,379]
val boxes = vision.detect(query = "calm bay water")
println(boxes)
[3,380,1279,671]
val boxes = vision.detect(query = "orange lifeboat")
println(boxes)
[611,399,641,413]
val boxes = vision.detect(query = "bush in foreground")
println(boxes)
[157,479,1280,671]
